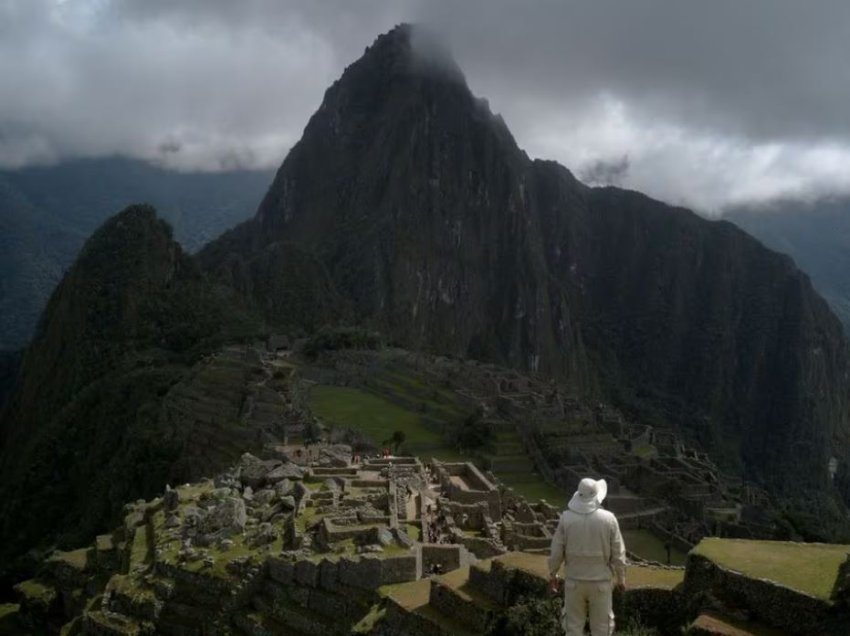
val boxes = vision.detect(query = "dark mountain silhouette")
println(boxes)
[2,23,849,589]
[0,157,273,349]
[727,198,850,332]
[202,25,850,501]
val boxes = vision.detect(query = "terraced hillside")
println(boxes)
[302,350,564,505]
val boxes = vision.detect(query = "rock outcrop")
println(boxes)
[201,25,850,508]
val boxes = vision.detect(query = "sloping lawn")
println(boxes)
[693,538,850,600]
[310,385,465,462]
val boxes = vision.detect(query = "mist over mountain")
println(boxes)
[205,25,850,498]
[0,158,273,349]
[1,24,849,592]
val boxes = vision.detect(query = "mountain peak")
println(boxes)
[330,23,467,98]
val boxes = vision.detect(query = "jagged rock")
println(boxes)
[220,539,234,551]
[199,497,246,537]
[163,485,179,511]
[279,496,296,512]
[238,453,281,489]
[253,488,276,506]
[214,470,240,490]
[323,478,340,492]
[183,506,203,528]
[274,478,292,497]
[394,527,416,548]
[266,463,304,483]
[242,486,254,502]
[165,513,180,529]
[251,523,277,547]
[376,527,394,547]
[315,445,352,468]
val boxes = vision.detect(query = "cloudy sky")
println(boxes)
[2,0,850,213]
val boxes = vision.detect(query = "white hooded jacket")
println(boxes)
[547,507,627,583]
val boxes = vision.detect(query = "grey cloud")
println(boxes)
[0,0,849,210]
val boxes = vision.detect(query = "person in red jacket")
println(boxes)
[548,478,627,636]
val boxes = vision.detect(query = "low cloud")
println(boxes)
[1,0,848,210]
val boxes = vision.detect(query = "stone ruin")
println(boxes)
[10,444,850,636]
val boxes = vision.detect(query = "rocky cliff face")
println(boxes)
[2,23,849,589]
[202,25,850,503]
[0,205,263,588]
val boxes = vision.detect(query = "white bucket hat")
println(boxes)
[567,477,608,514]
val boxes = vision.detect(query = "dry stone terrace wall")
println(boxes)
[10,446,567,634]
[682,552,850,635]
[10,441,850,635]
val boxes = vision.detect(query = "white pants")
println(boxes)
[561,578,614,636]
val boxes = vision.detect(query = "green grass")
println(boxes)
[352,603,386,633]
[51,547,90,570]
[405,523,421,541]
[693,538,850,600]
[0,604,26,636]
[623,529,687,566]
[310,385,465,462]
[311,385,564,505]
[494,552,683,590]
[498,472,566,506]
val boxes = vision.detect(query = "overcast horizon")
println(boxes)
[2,0,850,214]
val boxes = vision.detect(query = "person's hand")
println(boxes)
[615,581,626,594]
[547,577,561,596]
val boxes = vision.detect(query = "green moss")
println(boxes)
[129,526,150,571]
[15,579,54,603]
[404,523,421,541]
[693,538,850,600]
[352,603,386,633]
[51,547,90,571]
[0,604,26,636]
[623,529,687,566]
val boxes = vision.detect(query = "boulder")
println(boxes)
[279,496,296,512]
[266,463,304,483]
[238,452,281,489]
[315,445,352,468]
[199,497,247,537]
[274,479,293,497]
[254,488,277,506]
[251,522,277,547]
[376,527,394,547]
[163,485,180,511]
[323,478,340,492]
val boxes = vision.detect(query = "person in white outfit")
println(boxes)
[547,477,627,636]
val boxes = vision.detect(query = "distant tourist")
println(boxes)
[548,478,627,636]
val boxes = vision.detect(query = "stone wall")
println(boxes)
[682,553,843,635]
[268,552,419,590]
[831,553,850,607]
[420,544,466,574]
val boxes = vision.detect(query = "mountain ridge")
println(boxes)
[202,24,850,502]
[1,23,849,591]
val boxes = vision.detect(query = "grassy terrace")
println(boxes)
[495,552,684,590]
[0,604,25,636]
[623,529,687,566]
[693,538,850,600]
[310,385,466,462]
[310,384,563,505]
